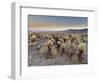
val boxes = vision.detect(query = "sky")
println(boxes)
[28,15,88,31]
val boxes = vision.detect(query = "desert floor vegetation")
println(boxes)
[28,31,88,66]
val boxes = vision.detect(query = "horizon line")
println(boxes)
[28,27,88,32]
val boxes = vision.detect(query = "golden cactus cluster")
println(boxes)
[28,31,87,64]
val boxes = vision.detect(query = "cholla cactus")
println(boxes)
[39,45,49,57]
[28,31,87,64]
[48,35,53,40]
[29,42,36,47]
[71,54,80,64]
[58,43,66,56]
[58,37,64,43]
[50,38,56,44]
[28,32,33,37]
[56,41,62,50]
[45,35,49,39]
[78,42,85,52]
[63,36,68,42]
[57,41,62,45]
[50,45,58,57]
[45,40,54,48]
[31,35,36,42]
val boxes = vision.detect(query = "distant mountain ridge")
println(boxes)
[63,28,88,33]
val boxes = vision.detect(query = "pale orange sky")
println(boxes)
[28,21,87,31]
[28,15,88,31]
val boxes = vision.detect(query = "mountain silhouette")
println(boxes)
[63,28,88,33]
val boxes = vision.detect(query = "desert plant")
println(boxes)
[58,43,66,56]
[39,45,49,57]
[31,35,36,42]
[58,37,64,43]
[50,38,56,44]
[29,42,37,47]
[50,45,58,57]
[45,40,54,48]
